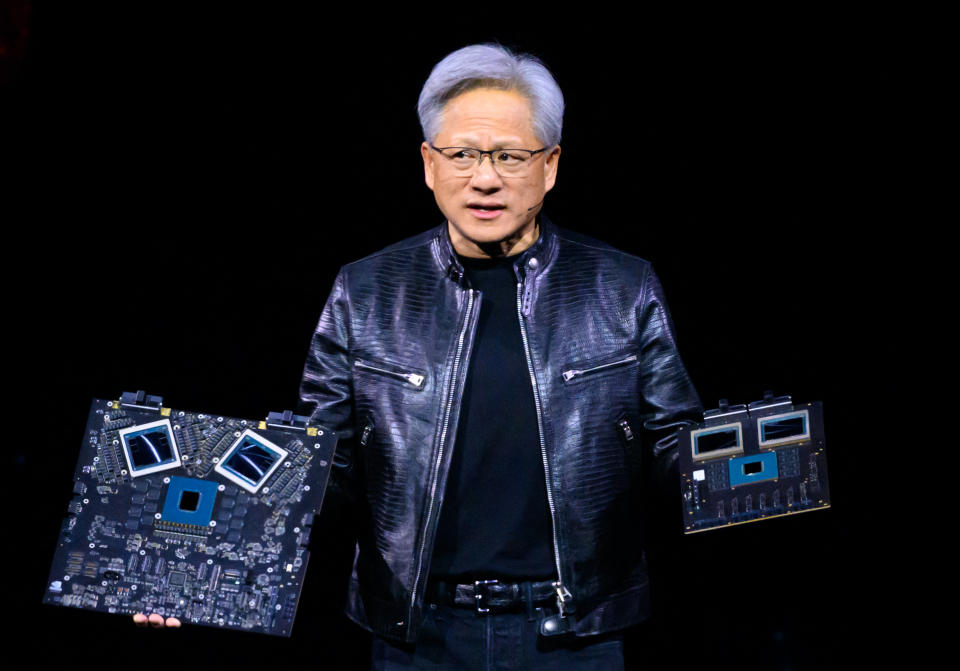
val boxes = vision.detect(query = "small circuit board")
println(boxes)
[42,391,337,636]
[678,392,829,534]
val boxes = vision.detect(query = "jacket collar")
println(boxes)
[433,212,560,287]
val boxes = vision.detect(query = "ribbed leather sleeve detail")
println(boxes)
[636,264,704,489]
[299,267,353,435]
[298,267,359,503]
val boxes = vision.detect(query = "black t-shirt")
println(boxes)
[428,250,556,582]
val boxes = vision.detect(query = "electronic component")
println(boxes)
[159,476,220,528]
[727,452,779,487]
[118,419,181,477]
[679,392,829,533]
[214,430,288,494]
[42,391,337,636]
[757,409,810,447]
[691,422,744,461]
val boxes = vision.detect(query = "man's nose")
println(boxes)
[470,154,503,188]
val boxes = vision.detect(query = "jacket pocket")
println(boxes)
[353,357,426,390]
[561,349,639,384]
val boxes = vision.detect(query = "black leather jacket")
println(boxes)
[297,213,703,643]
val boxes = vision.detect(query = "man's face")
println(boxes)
[420,87,561,258]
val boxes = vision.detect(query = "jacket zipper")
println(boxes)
[354,359,425,389]
[516,281,573,616]
[409,288,476,615]
[562,354,638,383]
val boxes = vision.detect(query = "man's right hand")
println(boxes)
[132,613,182,628]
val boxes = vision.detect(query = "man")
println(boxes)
[297,43,703,669]
[134,43,703,669]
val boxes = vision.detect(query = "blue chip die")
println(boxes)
[728,452,779,487]
[160,476,220,528]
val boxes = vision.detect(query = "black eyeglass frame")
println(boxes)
[429,144,551,171]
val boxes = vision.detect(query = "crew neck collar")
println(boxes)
[434,212,559,288]
[455,250,523,267]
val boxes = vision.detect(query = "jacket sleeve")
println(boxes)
[296,266,360,506]
[636,264,704,495]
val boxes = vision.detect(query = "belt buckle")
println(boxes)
[474,579,499,614]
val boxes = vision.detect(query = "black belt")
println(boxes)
[426,578,559,615]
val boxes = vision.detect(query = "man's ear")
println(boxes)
[421,141,436,191]
[544,144,561,193]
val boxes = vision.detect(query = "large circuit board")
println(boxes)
[42,391,337,636]
[678,393,830,534]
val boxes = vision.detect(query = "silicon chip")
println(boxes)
[690,422,744,461]
[758,409,810,447]
[118,419,182,477]
[214,430,288,494]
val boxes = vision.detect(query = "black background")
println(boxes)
[9,5,914,669]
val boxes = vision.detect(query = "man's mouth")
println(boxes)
[467,203,505,219]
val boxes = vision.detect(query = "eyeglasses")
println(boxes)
[430,144,549,176]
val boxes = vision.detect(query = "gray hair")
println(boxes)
[417,43,565,147]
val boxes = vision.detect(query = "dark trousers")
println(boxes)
[370,603,625,670]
